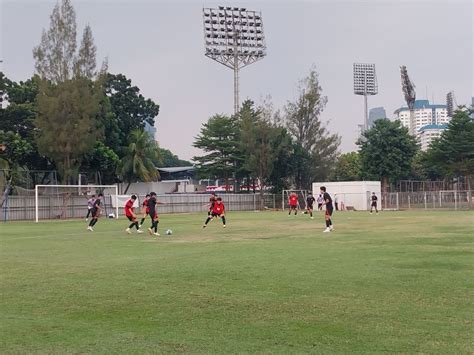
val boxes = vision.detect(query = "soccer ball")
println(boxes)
[165,229,173,235]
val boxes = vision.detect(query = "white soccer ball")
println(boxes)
[165,229,173,235]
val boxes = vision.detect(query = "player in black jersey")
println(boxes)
[370,192,379,214]
[320,186,334,233]
[305,192,316,219]
[147,192,166,236]
[87,193,103,231]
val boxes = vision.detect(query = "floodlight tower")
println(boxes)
[203,6,266,114]
[353,63,378,132]
[400,65,416,135]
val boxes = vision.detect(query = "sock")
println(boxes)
[326,220,330,228]
[128,222,135,229]
[140,218,145,225]
[310,211,313,217]
[153,220,158,233]
[329,219,333,226]
[205,217,211,225]
[88,219,94,227]
[222,216,226,225]
[288,210,291,215]
[135,222,139,230]
[91,219,98,227]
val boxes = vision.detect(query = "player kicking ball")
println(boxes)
[203,197,226,228]
[147,192,166,237]
[139,194,150,228]
[124,195,143,234]
[320,186,334,233]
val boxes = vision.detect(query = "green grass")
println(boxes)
[1,210,473,354]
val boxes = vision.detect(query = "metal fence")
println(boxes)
[1,193,283,222]
[384,190,473,210]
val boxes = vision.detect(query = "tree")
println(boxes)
[81,141,120,184]
[424,109,474,188]
[118,130,160,194]
[105,73,160,148]
[192,114,240,188]
[267,127,293,193]
[0,130,34,190]
[238,101,277,204]
[284,67,340,188]
[357,119,418,191]
[329,152,362,181]
[157,148,192,167]
[32,0,105,183]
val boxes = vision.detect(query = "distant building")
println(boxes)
[417,124,447,151]
[368,107,387,129]
[471,97,474,120]
[395,100,449,133]
[144,121,157,140]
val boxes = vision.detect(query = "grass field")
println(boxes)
[1,210,473,353]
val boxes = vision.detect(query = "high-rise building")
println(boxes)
[417,124,447,151]
[368,107,387,129]
[144,121,157,141]
[394,99,449,132]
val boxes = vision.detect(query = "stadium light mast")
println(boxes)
[400,65,416,135]
[353,63,378,133]
[203,6,266,114]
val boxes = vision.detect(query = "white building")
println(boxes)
[417,124,447,151]
[395,100,449,133]
[312,181,381,211]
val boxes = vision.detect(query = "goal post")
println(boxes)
[35,184,119,223]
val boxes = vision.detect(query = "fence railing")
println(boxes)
[2,190,471,221]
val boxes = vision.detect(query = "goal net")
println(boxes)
[282,190,308,210]
[34,185,118,222]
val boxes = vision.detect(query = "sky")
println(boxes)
[1,0,473,161]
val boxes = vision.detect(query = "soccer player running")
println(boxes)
[306,192,316,219]
[320,186,334,233]
[288,192,298,216]
[87,193,103,231]
[85,194,95,221]
[125,195,143,234]
[370,192,379,214]
[147,192,166,236]
[203,197,226,228]
[139,194,150,227]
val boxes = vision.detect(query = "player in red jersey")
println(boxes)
[139,194,150,228]
[125,195,143,234]
[207,192,217,216]
[203,197,226,228]
[288,192,298,216]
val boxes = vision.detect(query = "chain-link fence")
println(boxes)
[384,190,472,210]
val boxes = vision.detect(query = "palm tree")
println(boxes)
[118,130,161,193]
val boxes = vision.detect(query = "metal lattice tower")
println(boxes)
[353,63,378,132]
[203,6,266,114]
[400,65,416,135]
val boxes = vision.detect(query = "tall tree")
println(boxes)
[118,130,160,194]
[81,141,120,184]
[424,109,474,188]
[105,73,160,148]
[357,119,418,191]
[35,78,102,183]
[192,114,240,188]
[284,67,340,188]
[74,25,97,78]
[329,152,362,181]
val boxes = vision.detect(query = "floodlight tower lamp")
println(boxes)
[353,63,378,132]
[203,6,267,114]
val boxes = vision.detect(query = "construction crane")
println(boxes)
[400,66,416,135]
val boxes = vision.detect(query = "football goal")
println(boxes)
[34,184,119,222]
[282,190,308,210]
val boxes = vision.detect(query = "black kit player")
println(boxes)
[370,192,379,214]
[147,192,166,236]
[125,195,143,234]
[306,192,316,219]
[139,194,150,227]
[320,186,334,233]
[203,197,226,228]
[87,193,103,231]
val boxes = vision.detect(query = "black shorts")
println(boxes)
[149,211,158,220]
[91,208,99,218]
[290,205,297,209]
[371,202,377,207]
[211,212,223,218]
[307,205,314,210]
[127,215,136,222]
[325,206,333,216]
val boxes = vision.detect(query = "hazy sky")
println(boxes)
[1,0,473,161]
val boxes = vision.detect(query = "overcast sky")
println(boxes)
[1,0,473,160]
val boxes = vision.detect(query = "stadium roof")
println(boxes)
[394,100,446,114]
[157,166,194,173]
